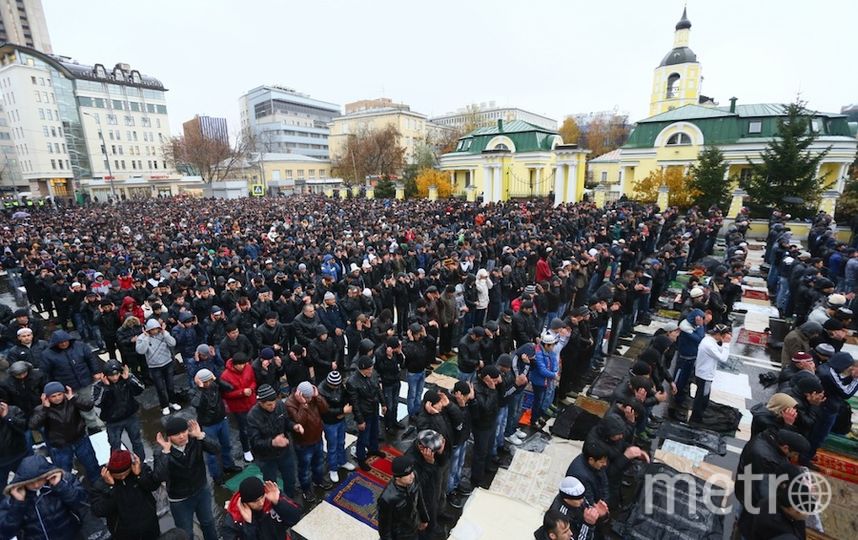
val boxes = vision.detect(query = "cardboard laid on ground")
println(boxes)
[541,438,584,486]
[90,430,114,465]
[292,500,377,540]
[710,388,748,411]
[712,371,753,400]
[425,372,457,390]
[841,342,858,358]
[733,302,779,318]
[489,468,556,511]
[449,488,544,540]
[507,448,552,477]
[743,311,770,333]
[817,474,858,540]
[654,449,734,491]
[661,439,709,466]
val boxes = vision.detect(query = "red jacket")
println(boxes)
[219,360,257,413]
[536,258,552,284]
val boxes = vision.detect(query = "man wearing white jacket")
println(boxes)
[474,268,493,326]
[690,324,732,423]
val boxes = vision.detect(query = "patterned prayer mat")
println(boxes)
[737,328,768,347]
[326,471,385,529]
[356,444,403,485]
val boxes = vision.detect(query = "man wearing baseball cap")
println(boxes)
[220,477,302,539]
[377,456,429,540]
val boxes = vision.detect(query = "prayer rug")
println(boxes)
[812,449,858,484]
[292,501,377,540]
[737,328,768,347]
[326,471,385,529]
[742,289,769,301]
[356,444,402,485]
[433,359,460,377]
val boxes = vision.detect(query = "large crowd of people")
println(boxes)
[0,194,855,540]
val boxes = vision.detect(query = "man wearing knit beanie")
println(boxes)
[318,371,355,483]
[220,477,302,538]
[90,450,160,538]
[750,393,798,437]
[286,381,333,503]
[246,384,300,498]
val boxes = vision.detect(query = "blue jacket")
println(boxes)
[40,330,102,390]
[676,310,706,358]
[0,456,88,540]
[529,346,558,388]
[318,303,348,332]
[171,322,206,358]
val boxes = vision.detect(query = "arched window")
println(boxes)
[666,73,680,98]
[494,143,509,151]
[666,132,692,146]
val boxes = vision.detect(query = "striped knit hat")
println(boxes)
[326,371,342,386]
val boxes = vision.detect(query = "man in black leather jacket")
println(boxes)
[377,456,429,540]
[190,368,241,484]
[346,356,386,470]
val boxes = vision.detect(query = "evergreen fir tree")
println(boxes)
[743,100,830,215]
[689,146,730,210]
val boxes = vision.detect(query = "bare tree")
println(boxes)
[332,125,405,185]
[163,131,254,183]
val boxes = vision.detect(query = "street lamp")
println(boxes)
[81,111,117,201]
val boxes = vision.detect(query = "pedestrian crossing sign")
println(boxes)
[251,184,264,196]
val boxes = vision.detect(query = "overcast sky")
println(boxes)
[43,0,857,136]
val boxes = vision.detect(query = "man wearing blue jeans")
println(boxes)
[403,322,435,422]
[29,381,100,482]
[92,360,147,460]
[445,380,473,507]
[153,416,220,540]
[347,356,387,470]
[319,371,356,483]
[247,384,300,498]
[189,368,241,484]
[286,381,334,504]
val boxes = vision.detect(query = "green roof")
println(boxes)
[625,103,854,148]
[450,120,560,154]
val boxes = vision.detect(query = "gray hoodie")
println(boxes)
[135,329,176,368]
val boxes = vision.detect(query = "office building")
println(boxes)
[183,114,229,144]
[431,102,557,131]
[239,85,339,159]
[0,0,51,53]
[0,43,181,200]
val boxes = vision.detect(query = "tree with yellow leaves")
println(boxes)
[632,167,700,208]
[415,169,453,198]
[558,116,581,146]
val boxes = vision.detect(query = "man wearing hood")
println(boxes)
[0,455,87,540]
[671,309,709,418]
[781,321,823,368]
[39,329,104,430]
[220,477,302,540]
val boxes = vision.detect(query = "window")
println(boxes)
[50,159,56,169]
[109,131,114,141]
[112,100,123,110]
[42,126,48,136]
[47,143,53,153]
[50,127,56,137]
[57,160,63,170]
[57,127,62,137]
[666,73,680,98]
[124,116,134,126]
[107,114,117,125]
[141,117,151,127]
[153,161,158,169]
[30,76,36,85]
[94,98,105,108]
[811,120,820,133]
[111,145,116,155]
[121,160,126,169]
[126,131,132,140]
[34,91,41,102]
[666,132,692,145]
[61,144,66,153]
[53,143,59,153]
[147,160,152,169]
[286,170,292,179]
[749,121,762,134]
[308,169,315,179]
[38,108,44,120]
[132,161,136,169]
[114,160,119,170]
[297,170,304,178]
[601,171,608,182]
[129,102,140,112]
[320,170,327,179]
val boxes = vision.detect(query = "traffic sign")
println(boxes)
[251,184,264,197]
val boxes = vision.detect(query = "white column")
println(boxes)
[566,162,578,203]
[553,164,564,206]
[534,167,542,197]
[837,163,848,192]
[492,165,502,202]
[482,165,492,202]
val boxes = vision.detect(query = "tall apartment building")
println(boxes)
[431,102,557,132]
[239,85,339,159]
[183,114,229,144]
[0,43,177,200]
[0,0,51,53]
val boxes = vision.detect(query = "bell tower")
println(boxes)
[649,7,702,116]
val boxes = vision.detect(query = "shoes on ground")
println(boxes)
[243,451,254,462]
[505,435,523,446]
[341,461,356,471]
[161,407,170,416]
[169,403,182,411]
[302,491,318,505]
[329,470,340,483]
[224,465,243,474]
[316,479,334,490]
